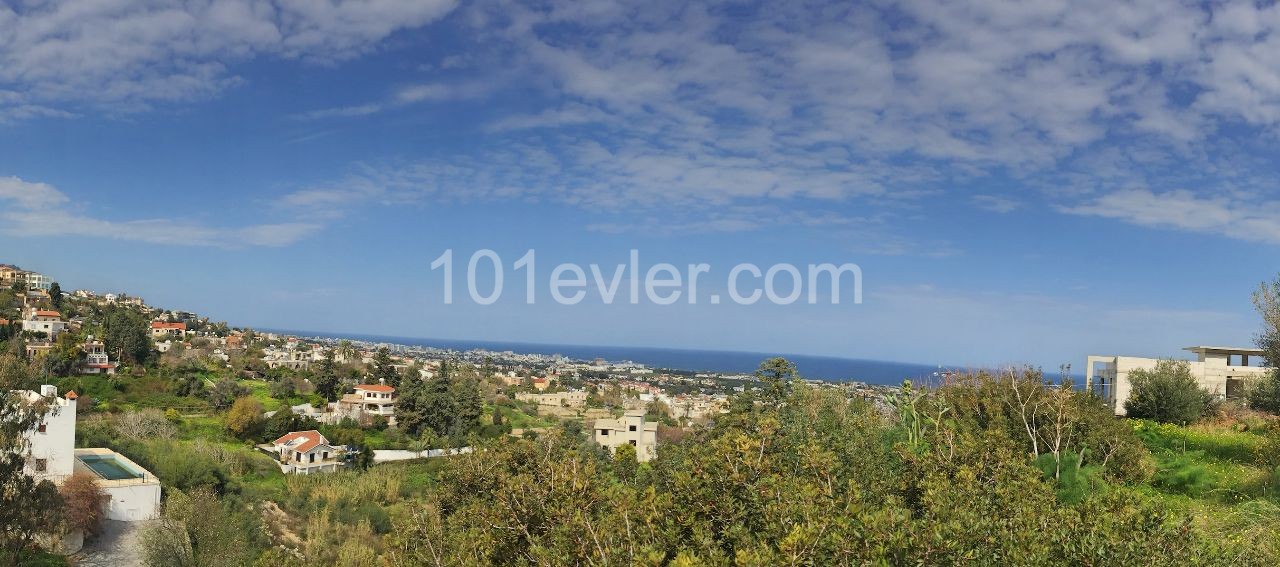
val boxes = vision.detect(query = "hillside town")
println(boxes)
[0,261,912,563]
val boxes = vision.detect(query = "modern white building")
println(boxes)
[1086,346,1274,416]
[14,386,161,521]
[24,272,51,291]
[593,410,658,462]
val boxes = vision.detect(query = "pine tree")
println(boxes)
[371,347,398,387]
[315,348,340,402]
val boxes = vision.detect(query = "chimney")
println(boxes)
[378,377,386,386]
[39,384,56,398]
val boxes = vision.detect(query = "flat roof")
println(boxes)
[1183,346,1266,355]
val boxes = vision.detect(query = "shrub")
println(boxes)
[225,397,264,440]
[59,473,109,537]
[1125,360,1213,424]
[1247,370,1280,415]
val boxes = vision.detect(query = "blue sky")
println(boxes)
[3,0,1280,368]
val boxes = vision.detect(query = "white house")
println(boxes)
[13,386,161,521]
[593,410,659,462]
[150,321,186,339]
[21,309,68,340]
[271,430,341,475]
[338,383,397,423]
[18,385,78,480]
[1086,346,1275,416]
[81,337,118,375]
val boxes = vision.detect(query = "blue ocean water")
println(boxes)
[267,329,943,385]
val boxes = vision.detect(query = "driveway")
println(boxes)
[76,520,152,567]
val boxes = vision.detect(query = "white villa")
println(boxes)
[81,337,118,375]
[593,410,658,462]
[21,309,68,340]
[1086,346,1274,416]
[271,430,341,475]
[338,383,397,423]
[15,386,161,521]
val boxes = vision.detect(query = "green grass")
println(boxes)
[1133,419,1280,504]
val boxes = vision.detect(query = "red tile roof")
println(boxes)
[272,430,329,453]
[355,384,395,393]
[65,391,78,400]
[150,322,186,330]
[34,310,60,318]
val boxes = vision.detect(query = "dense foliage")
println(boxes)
[388,368,1267,565]
[1124,360,1213,424]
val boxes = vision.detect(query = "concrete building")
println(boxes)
[593,410,658,462]
[516,391,587,408]
[1086,346,1274,416]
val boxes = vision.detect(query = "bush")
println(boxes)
[1247,371,1280,415]
[1125,360,1213,424]
[59,473,109,537]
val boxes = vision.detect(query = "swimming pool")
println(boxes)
[78,454,145,481]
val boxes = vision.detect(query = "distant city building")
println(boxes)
[1086,346,1274,416]
[593,410,658,462]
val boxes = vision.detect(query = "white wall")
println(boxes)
[102,483,161,521]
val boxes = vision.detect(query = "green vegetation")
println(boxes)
[1125,359,1214,424]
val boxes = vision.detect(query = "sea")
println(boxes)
[265,329,944,385]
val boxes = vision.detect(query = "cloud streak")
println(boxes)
[0,0,458,121]
[0,176,319,247]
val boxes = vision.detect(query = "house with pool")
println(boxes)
[16,385,161,522]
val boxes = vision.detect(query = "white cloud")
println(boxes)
[0,0,458,120]
[0,176,319,247]
[1061,189,1280,244]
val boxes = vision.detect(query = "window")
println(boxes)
[628,425,637,432]
[37,423,46,433]
[34,459,46,472]
[629,440,637,446]
[599,429,609,436]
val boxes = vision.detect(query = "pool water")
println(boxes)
[78,454,144,480]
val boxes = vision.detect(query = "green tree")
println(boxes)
[451,376,482,437]
[103,306,152,365]
[1250,277,1280,414]
[205,377,247,410]
[48,282,62,309]
[314,348,340,402]
[370,347,398,387]
[224,396,264,440]
[1124,360,1213,424]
